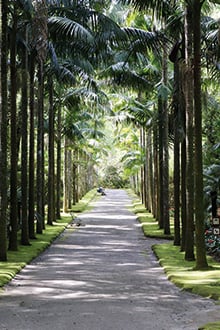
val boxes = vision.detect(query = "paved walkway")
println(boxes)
[0,189,220,330]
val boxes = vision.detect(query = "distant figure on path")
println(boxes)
[97,186,106,195]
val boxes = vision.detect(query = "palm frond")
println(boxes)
[48,16,93,42]
[202,16,220,74]
[91,11,127,43]
[123,27,169,58]
[125,99,154,125]
[118,0,178,19]
[50,39,93,64]
[121,150,144,169]
[101,62,151,91]
[47,43,76,84]
[63,122,85,140]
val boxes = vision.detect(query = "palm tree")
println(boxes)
[0,0,8,261]
[33,0,48,233]
[184,3,195,261]
[28,52,36,239]
[193,0,208,269]
[119,0,210,269]
[20,26,30,246]
[8,3,19,250]
[56,100,62,219]
[47,77,55,225]
[7,0,35,245]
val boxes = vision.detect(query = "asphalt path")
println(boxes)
[0,189,220,330]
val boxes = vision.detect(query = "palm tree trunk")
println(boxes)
[56,106,61,219]
[47,77,55,225]
[28,55,36,239]
[153,124,159,220]
[148,130,154,214]
[8,5,18,250]
[140,127,145,205]
[142,128,147,207]
[33,0,48,232]
[0,0,8,261]
[180,75,187,252]
[21,29,30,246]
[184,4,195,261]
[158,96,164,229]
[162,46,170,235]
[36,62,44,233]
[67,149,72,209]
[193,0,208,269]
[63,136,68,212]
[147,130,153,212]
[173,60,181,246]
[72,161,77,205]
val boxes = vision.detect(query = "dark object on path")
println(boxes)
[70,211,82,226]
[97,187,106,196]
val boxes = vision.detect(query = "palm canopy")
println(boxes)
[118,0,178,19]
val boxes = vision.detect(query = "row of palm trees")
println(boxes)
[115,0,220,270]
[0,0,121,260]
[0,0,164,261]
[0,0,219,271]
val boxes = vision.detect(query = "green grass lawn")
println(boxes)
[130,193,220,330]
[0,189,97,290]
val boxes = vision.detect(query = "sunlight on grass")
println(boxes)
[198,322,220,330]
[130,197,174,239]
[153,242,220,300]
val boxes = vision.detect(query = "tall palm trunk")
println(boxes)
[9,6,18,250]
[72,147,78,205]
[180,65,187,252]
[184,4,195,261]
[158,96,164,229]
[21,29,30,246]
[142,128,147,207]
[0,0,8,261]
[33,0,48,232]
[28,55,36,238]
[63,139,73,211]
[193,0,208,269]
[36,62,45,233]
[173,59,181,246]
[47,77,55,225]
[153,124,159,220]
[63,136,69,212]
[147,130,153,213]
[162,46,170,235]
[56,105,61,219]
[181,132,187,251]
[67,150,73,209]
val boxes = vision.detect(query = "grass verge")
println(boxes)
[128,191,174,240]
[0,189,97,290]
